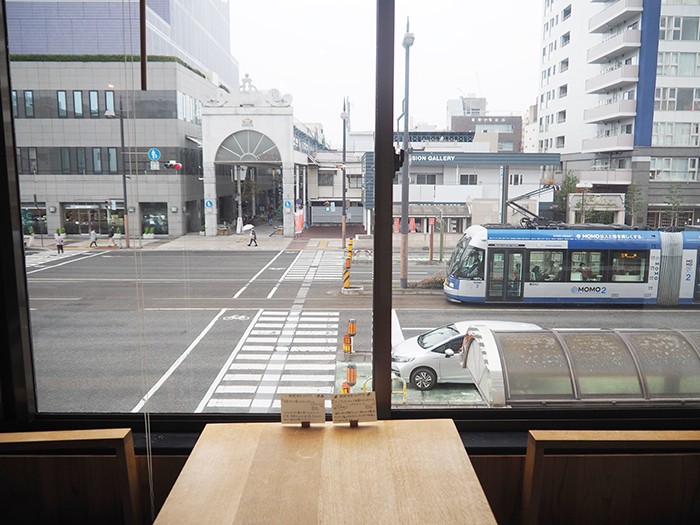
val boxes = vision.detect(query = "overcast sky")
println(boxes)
[229,1,542,148]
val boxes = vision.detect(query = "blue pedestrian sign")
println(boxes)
[148,148,161,161]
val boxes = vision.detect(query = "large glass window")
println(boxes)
[89,90,99,118]
[107,147,118,173]
[92,147,102,173]
[12,90,18,117]
[73,91,83,118]
[24,90,34,117]
[318,172,334,186]
[76,147,86,173]
[60,147,71,173]
[57,90,67,117]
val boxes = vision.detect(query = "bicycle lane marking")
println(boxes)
[131,307,230,413]
[195,308,265,413]
[232,249,286,299]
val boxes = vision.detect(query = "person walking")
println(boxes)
[55,232,64,255]
[248,227,258,247]
[107,227,116,247]
[89,229,98,248]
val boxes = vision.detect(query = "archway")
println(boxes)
[213,130,283,232]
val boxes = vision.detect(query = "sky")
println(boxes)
[229,1,542,148]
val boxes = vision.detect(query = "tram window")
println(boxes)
[611,251,647,282]
[528,250,565,281]
[454,247,485,279]
[570,251,603,281]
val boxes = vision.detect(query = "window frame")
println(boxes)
[2,1,700,438]
[73,91,83,118]
[57,90,67,118]
[23,90,34,118]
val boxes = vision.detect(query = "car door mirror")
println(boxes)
[445,349,454,358]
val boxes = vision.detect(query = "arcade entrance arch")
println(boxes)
[213,130,283,232]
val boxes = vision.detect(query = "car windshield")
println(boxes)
[417,324,460,349]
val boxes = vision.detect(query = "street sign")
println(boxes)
[148,148,161,161]
[205,200,213,208]
[150,161,160,170]
[296,198,302,206]
[284,200,292,208]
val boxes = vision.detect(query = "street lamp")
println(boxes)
[400,19,414,289]
[105,97,130,248]
[576,181,593,224]
[341,97,349,249]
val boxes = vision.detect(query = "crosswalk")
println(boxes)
[200,309,340,412]
[284,251,344,281]
[25,250,85,268]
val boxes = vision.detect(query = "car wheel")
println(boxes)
[411,368,437,391]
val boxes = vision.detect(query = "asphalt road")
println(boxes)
[25,248,699,413]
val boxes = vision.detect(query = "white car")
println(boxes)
[391,320,542,390]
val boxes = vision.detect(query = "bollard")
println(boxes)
[341,381,350,394]
[348,319,356,337]
[343,257,351,289]
[343,333,352,353]
[347,238,354,261]
[346,362,357,387]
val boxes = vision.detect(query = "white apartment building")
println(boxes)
[537,0,700,227]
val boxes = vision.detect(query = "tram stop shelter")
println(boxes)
[463,325,700,407]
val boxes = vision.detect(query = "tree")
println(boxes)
[554,171,579,222]
[624,182,644,227]
[663,183,683,228]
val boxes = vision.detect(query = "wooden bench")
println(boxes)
[521,430,700,525]
[0,428,143,524]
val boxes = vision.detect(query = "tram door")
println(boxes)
[486,249,524,302]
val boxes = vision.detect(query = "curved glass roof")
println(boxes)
[474,329,700,407]
[215,130,281,164]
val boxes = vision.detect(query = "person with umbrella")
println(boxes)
[246,225,257,247]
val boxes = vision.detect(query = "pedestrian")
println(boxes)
[107,227,116,247]
[55,232,64,255]
[248,227,258,247]
[89,229,98,248]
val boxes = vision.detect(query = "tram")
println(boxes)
[444,224,700,305]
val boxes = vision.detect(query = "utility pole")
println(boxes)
[400,19,414,289]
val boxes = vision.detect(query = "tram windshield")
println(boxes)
[448,240,485,280]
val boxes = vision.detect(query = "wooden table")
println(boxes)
[155,419,496,524]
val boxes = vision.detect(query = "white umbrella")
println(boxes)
[242,224,255,231]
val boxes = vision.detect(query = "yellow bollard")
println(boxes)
[343,257,351,289]
[347,238,354,261]
[343,333,352,353]
[348,319,356,337]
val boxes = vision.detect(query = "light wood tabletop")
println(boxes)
[155,419,496,524]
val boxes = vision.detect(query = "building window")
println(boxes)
[460,173,478,185]
[650,157,698,181]
[556,136,566,148]
[559,84,568,98]
[108,147,118,173]
[562,4,571,21]
[414,174,437,185]
[318,172,334,186]
[60,147,71,173]
[12,90,18,117]
[73,91,83,118]
[556,110,567,123]
[27,147,38,173]
[509,173,523,185]
[655,87,677,110]
[76,147,86,174]
[560,58,569,72]
[92,147,102,173]
[57,91,67,118]
[105,91,115,113]
[89,91,99,118]
[498,141,514,151]
[475,123,514,133]
[560,32,570,47]
[24,90,34,117]
[349,174,362,189]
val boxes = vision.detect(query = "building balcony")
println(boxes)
[584,99,637,123]
[585,64,638,93]
[581,133,634,152]
[589,0,643,33]
[578,168,633,185]
[587,29,641,63]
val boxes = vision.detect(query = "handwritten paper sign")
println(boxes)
[331,392,377,424]
[281,394,326,425]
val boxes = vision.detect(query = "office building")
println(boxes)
[9,0,239,237]
[537,0,700,227]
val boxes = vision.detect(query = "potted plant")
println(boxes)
[26,226,35,247]
[114,226,122,239]
[199,224,206,236]
[143,226,155,239]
